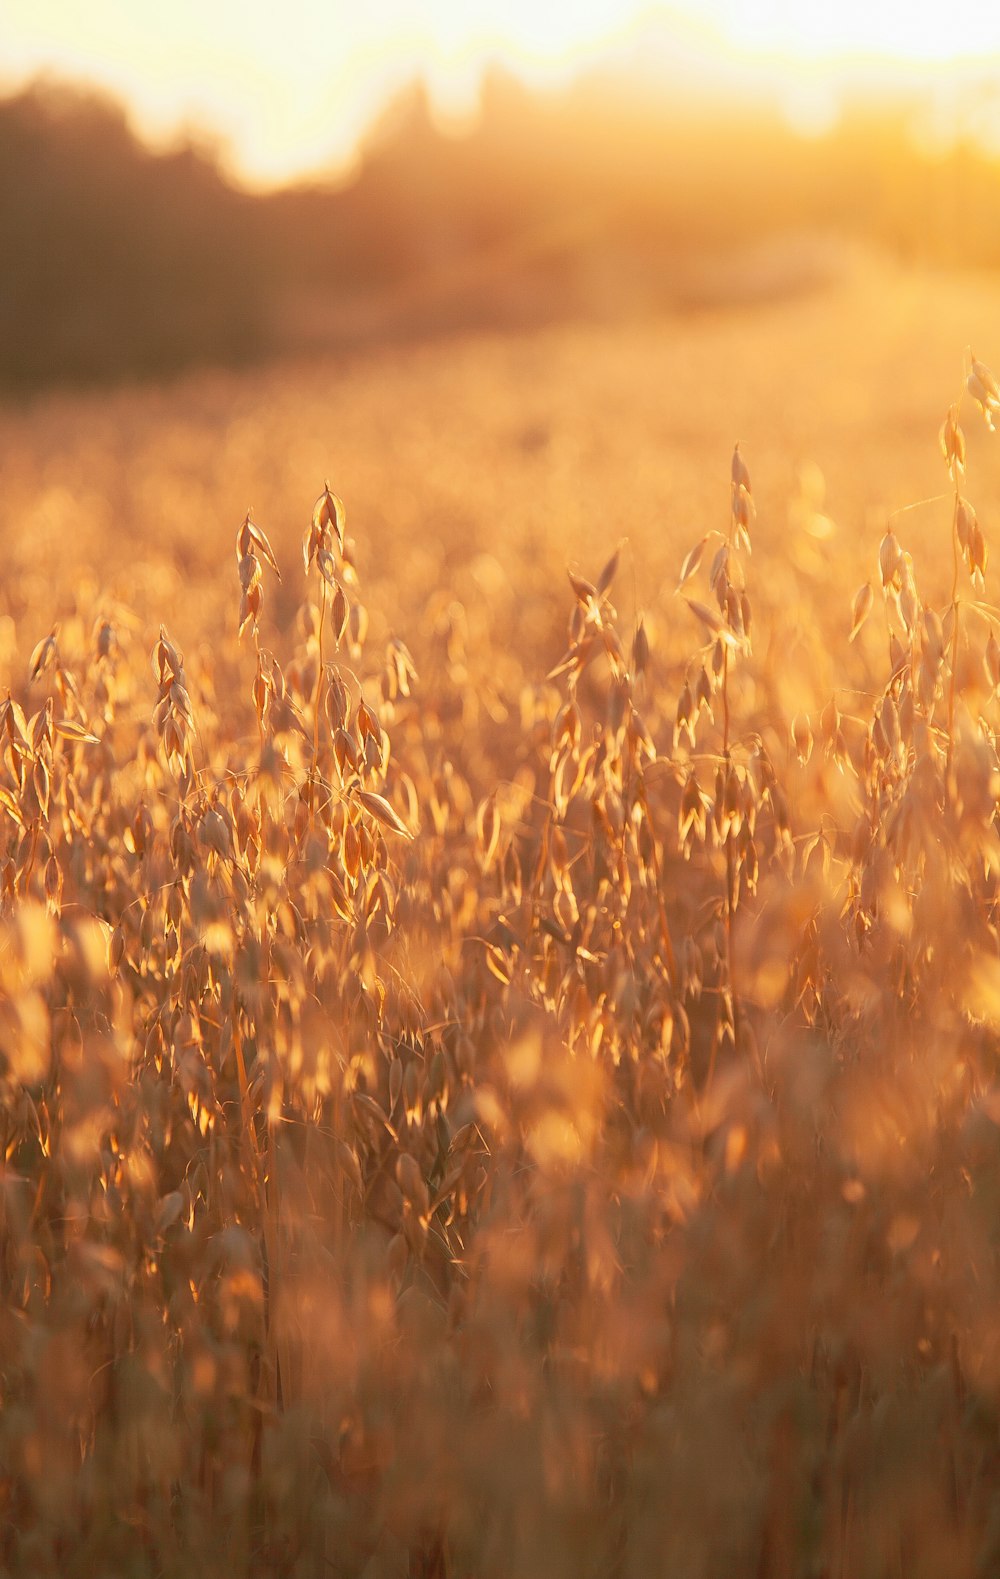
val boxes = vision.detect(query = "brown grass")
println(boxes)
[4,264,1000,1577]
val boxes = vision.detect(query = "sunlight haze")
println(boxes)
[1,0,998,185]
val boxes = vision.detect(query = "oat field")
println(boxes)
[4,259,1000,1577]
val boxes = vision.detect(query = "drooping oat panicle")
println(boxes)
[731,444,754,554]
[790,712,813,765]
[304,480,345,573]
[382,635,419,703]
[731,442,751,494]
[631,616,649,681]
[986,630,1000,692]
[355,787,412,840]
[968,354,1000,431]
[236,510,281,579]
[151,624,195,767]
[236,508,279,639]
[940,403,966,476]
[676,534,708,591]
[28,626,60,682]
[302,482,351,768]
[237,545,262,637]
[879,528,902,590]
[956,498,988,585]
[848,581,873,643]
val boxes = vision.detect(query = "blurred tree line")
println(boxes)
[0,84,265,385]
[2,71,1000,391]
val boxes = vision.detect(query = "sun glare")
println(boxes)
[1,0,997,186]
[709,0,1000,64]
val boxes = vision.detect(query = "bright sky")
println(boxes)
[1,0,998,187]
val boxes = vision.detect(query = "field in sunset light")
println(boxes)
[7,7,1000,1572]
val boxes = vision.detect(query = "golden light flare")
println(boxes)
[1,0,998,187]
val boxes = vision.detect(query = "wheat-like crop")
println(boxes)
[2,351,1000,1577]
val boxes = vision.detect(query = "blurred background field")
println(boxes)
[2,250,1000,711]
[3,66,1000,391]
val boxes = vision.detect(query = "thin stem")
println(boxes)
[636,776,678,991]
[721,647,731,757]
[710,499,740,1087]
[312,577,328,776]
[253,627,265,755]
[945,479,962,805]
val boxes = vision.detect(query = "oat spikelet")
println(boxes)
[151,625,195,768]
[236,508,279,639]
[968,354,1000,431]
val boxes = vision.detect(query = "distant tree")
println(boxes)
[0,81,268,387]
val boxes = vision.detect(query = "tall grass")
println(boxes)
[2,351,1000,1578]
